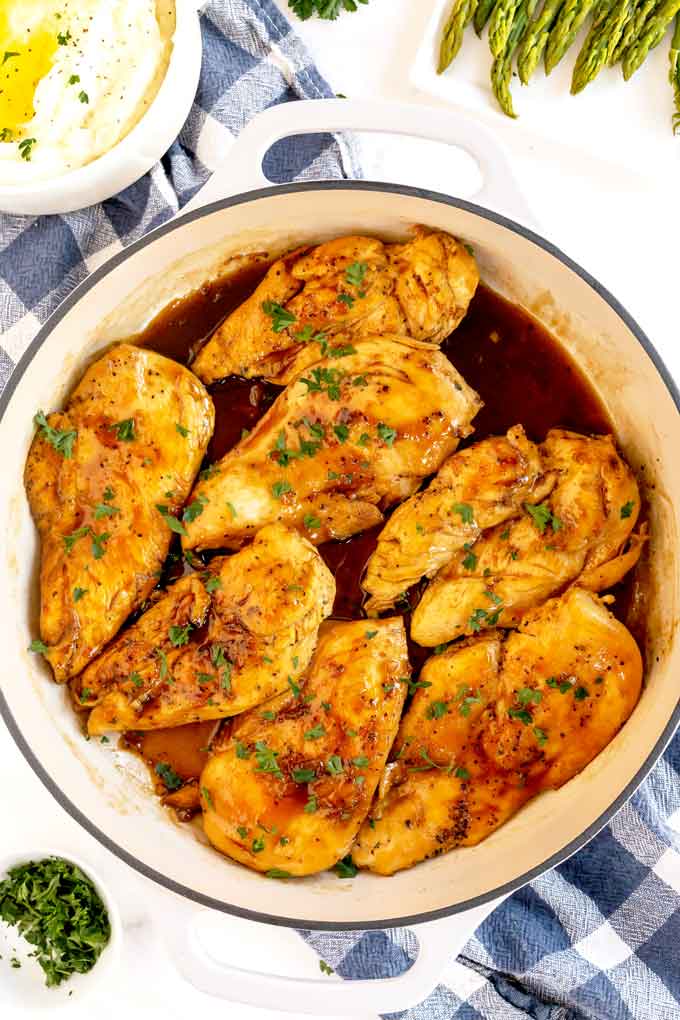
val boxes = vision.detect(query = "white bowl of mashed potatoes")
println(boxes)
[0,0,201,214]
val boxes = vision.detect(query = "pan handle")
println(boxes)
[164,896,505,1014]
[184,98,535,226]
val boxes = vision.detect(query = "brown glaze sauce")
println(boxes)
[124,264,640,800]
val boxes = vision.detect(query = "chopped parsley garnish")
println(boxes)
[295,325,326,344]
[28,638,48,655]
[533,727,548,747]
[292,767,316,783]
[352,375,368,388]
[288,676,302,698]
[262,301,296,332]
[261,710,277,721]
[78,90,89,104]
[2,51,19,65]
[205,575,222,593]
[426,700,449,720]
[508,707,532,725]
[237,826,248,838]
[326,755,344,776]
[338,292,355,308]
[90,530,110,560]
[199,463,220,481]
[524,502,563,534]
[252,837,265,853]
[319,960,334,975]
[254,740,282,778]
[462,543,477,571]
[517,687,542,705]
[169,623,192,647]
[352,755,369,767]
[266,869,292,879]
[235,741,251,759]
[272,480,293,499]
[62,526,90,554]
[333,423,350,443]
[300,366,344,400]
[157,648,170,682]
[574,686,590,700]
[457,686,482,716]
[620,501,635,519]
[402,676,432,696]
[201,786,214,809]
[455,766,470,780]
[304,795,318,813]
[334,856,358,878]
[225,502,237,519]
[108,418,135,442]
[270,429,322,467]
[18,137,36,161]
[376,422,397,446]
[546,676,574,694]
[196,673,214,685]
[304,723,325,740]
[365,630,378,640]
[33,411,77,458]
[155,762,183,791]
[183,496,207,524]
[57,29,72,44]
[500,529,510,540]
[175,423,189,438]
[73,587,88,602]
[0,857,111,987]
[468,607,488,632]
[79,688,92,703]
[68,73,80,84]
[345,261,368,290]
[130,672,144,688]
[303,513,321,530]
[358,432,371,447]
[452,502,474,524]
[156,504,187,536]
[93,501,120,519]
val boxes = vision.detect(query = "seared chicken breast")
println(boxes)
[192,229,479,385]
[25,344,214,682]
[183,337,482,552]
[363,425,554,614]
[200,618,409,876]
[78,524,335,733]
[411,429,642,647]
[353,587,642,874]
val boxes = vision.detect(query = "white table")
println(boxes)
[4,1,679,1016]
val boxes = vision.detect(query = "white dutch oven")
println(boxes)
[1,101,679,1014]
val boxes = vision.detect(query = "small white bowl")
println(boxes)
[0,0,203,216]
[0,848,122,1010]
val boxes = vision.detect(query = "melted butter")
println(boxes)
[0,2,59,134]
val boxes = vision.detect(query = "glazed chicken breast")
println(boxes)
[77,524,335,734]
[199,618,409,877]
[363,425,554,614]
[353,587,642,875]
[25,344,214,682]
[411,429,643,647]
[182,337,482,552]
[191,228,479,386]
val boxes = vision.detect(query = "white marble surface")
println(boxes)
[3,1,680,1016]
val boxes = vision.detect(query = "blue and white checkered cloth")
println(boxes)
[1,2,679,1017]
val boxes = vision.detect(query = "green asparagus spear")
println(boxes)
[571,0,630,92]
[670,12,680,130]
[475,0,501,34]
[517,0,566,82]
[491,0,540,115]
[439,0,473,72]
[545,0,598,72]
[489,0,523,55]
[623,0,680,78]
[609,0,655,63]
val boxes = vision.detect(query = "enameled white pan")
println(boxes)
[1,101,679,1015]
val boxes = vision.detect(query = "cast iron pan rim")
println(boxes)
[1,180,679,931]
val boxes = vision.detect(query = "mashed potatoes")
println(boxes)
[0,0,174,183]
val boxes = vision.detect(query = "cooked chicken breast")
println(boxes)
[363,426,554,614]
[353,587,642,875]
[199,618,409,877]
[191,229,479,385]
[25,344,214,682]
[411,429,642,647]
[182,337,482,552]
[78,524,335,733]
